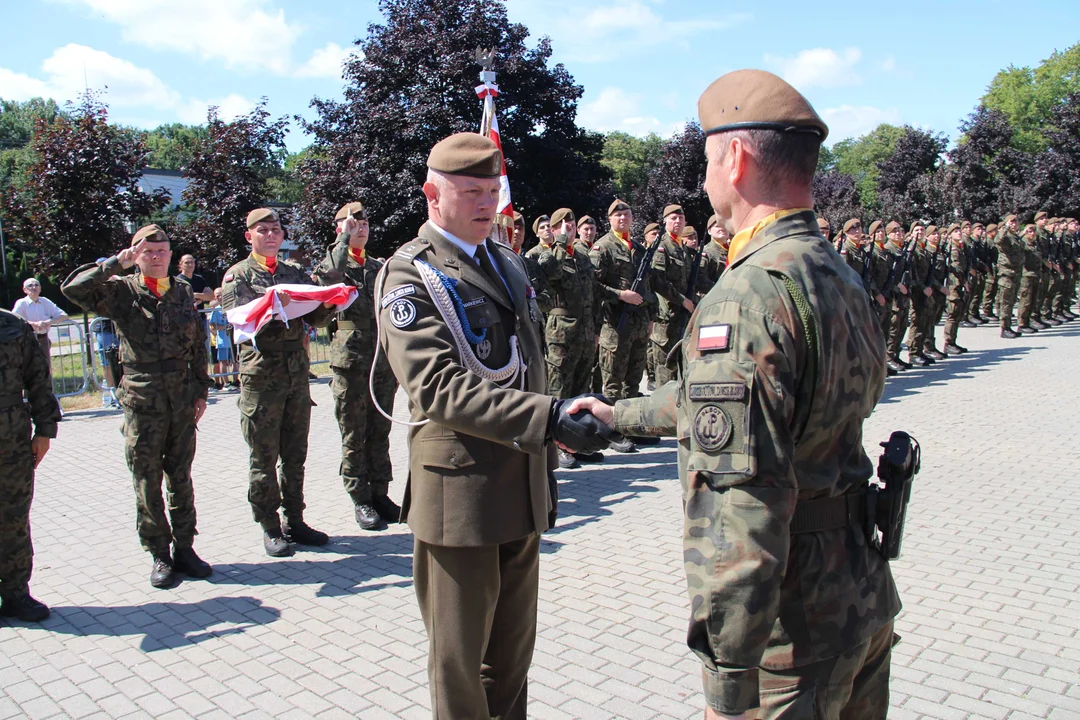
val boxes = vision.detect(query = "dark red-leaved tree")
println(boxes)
[812,170,861,230]
[632,123,712,233]
[876,126,947,225]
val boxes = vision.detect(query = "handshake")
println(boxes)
[547,394,623,455]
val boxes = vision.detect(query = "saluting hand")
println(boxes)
[342,216,360,237]
[117,239,145,269]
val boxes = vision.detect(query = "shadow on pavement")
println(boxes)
[880,343,1036,406]
[35,596,280,652]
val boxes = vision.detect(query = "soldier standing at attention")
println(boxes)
[942,224,971,355]
[905,223,935,366]
[221,209,336,557]
[816,216,831,246]
[0,309,59,621]
[649,204,697,387]
[376,132,615,720]
[995,216,1024,338]
[700,214,730,294]
[591,200,657,453]
[981,223,1002,321]
[643,222,661,248]
[883,221,913,372]
[312,202,400,531]
[922,226,948,361]
[576,216,606,398]
[509,211,525,254]
[571,69,899,719]
[1033,211,1057,328]
[62,225,213,588]
[1017,223,1043,334]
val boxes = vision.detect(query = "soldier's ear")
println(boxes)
[422,182,440,206]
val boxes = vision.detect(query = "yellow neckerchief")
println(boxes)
[668,231,682,245]
[349,247,366,266]
[141,275,171,298]
[612,229,631,250]
[251,251,278,273]
[727,208,811,265]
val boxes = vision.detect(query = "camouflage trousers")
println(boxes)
[997,274,1019,330]
[905,291,933,358]
[1041,269,1061,317]
[648,317,684,387]
[123,406,198,553]
[943,290,967,345]
[545,315,592,400]
[1057,268,1076,313]
[239,370,311,526]
[0,414,36,596]
[578,328,598,397]
[981,272,1000,316]
[745,622,895,720]
[1034,269,1049,320]
[968,272,985,318]
[332,365,397,505]
[599,316,649,401]
[926,291,946,351]
[886,294,910,359]
[1018,274,1040,327]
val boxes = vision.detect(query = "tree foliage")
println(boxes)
[601,131,664,206]
[876,125,947,225]
[171,101,289,269]
[829,123,906,211]
[0,97,66,191]
[632,123,711,232]
[142,123,209,170]
[812,170,861,229]
[982,43,1080,152]
[1,93,169,274]
[1030,93,1080,217]
[294,0,612,258]
[947,107,1038,221]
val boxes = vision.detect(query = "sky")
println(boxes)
[1,0,1078,155]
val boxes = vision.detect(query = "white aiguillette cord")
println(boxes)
[369,259,527,426]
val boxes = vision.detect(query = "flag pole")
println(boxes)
[475,48,515,247]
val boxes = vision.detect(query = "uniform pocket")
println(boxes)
[419,435,490,472]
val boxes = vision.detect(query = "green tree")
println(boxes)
[0,97,65,191]
[982,43,1080,151]
[601,131,664,205]
[829,123,905,211]
[142,123,209,170]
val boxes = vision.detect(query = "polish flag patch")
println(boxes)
[697,324,731,352]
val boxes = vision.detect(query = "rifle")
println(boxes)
[671,244,704,340]
[924,242,942,292]
[896,238,917,292]
[879,245,905,300]
[860,245,874,295]
[615,237,660,335]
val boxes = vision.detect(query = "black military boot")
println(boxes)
[1000,328,1019,339]
[609,437,637,453]
[1031,319,1050,329]
[284,519,330,546]
[891,355,912,370]
[372,495,401,523]
[173,547,212,579]
[262,520,294,557]
[1018,325,1037,334]
[886,364,898,377]
[925,347,947,361]
[960,320,977,328]
[0,592,50,622]
[908,353,930,367]
[353,503,386,531]
[150,552,178,589]
[886,358,905,373]
[558,450,580,469]
[575,450,605,463]
[943,344,964,355]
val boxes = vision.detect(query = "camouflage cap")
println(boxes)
[550,208,576,227]
[334,201,367,221]
[886,220,902,234]
[843,218,861,233]
[698,69,828,140]
[662,204,685,218]
[986,223,999,233]
[680,225,697,238]
[868,220,883,236]
[643,222,660,235]
[707,214,720,230]
[532,214,550,236]
[608,199,631,216]
[246,208,280,228]
[132,224,168,245]
[577,215,596,228]
[1034,210,1048,221]
[427,132,501,178]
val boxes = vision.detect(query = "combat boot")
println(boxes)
[0,592,50,622]
[985,312,1000,321]
[1018,325,1037,334]
[944,344,965,355]
[886,364,898,377]
[354,502,386,531]
[925,348,947,361]
[1001,328,1019,339]
[173,547,212,579]
[891,355,912,370]
[907,353,930,367]
[150,552,178,589]
[558,450,580,469]
[960,320,977,328]
[262,519,294,557]
[575,450,604,463]
[1031,319,1050,329]
[886,358,905,373]
[1045,316,1062,326]
[284,519,329,546]
[609,437,637,453]
[371,495,401,523]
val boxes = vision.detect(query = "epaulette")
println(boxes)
[393,237,431,263]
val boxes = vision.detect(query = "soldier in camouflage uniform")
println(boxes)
[923,227,948,360]
[904,224,936,366]
[575,216,608,397]
[572,70,900,719]
[1017,223,1043,334]
[221,208,336,557]
[981,223,1001,320]
[942,224,972,354]
[649,204,698,387]
[1059,218,1079,319]
[63,225,213,588]
[0,309,59,622]
[1033,212,1057,327]
[1044,217,1069,322]
[509,211,525,254]
[312,202,400,531]
[994,216,1024,337]
[882,221,913,372]
[699,214,729,295]
[965,222,989,325]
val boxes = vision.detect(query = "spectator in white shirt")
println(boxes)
[13,277,68,362]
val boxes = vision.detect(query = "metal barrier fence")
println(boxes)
[48,311,334,399]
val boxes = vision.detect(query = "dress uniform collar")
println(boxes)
[428,221,480,260]
[421,223,519,312]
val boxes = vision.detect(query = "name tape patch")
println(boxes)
[689,382,747,402]
[462,296,487,309]
[697,323,731,352]
[380,284,416,308]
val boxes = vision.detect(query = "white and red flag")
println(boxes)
[226,283,357,345]
[476,66,514,244]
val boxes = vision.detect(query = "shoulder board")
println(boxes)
[393,237,430,263]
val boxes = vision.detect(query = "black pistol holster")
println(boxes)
[865,431,921,559]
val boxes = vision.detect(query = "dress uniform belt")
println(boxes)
[0,392,25,409]
[123,359,190,374]
[335,320,368,331]
[789,492,866,534]
[241,339,305,353]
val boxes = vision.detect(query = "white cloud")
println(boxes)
[177,93,257,124]
[764,47,863,90]
[55,0,301,74]
[821,105,902,144]
[882,56,896,72]
[577,86,684,136]
[294,42,357,79]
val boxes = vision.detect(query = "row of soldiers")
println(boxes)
[827,213,1080,372]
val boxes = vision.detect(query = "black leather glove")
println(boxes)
[547,394,624,454]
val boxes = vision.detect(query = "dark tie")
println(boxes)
[474,245,509,302]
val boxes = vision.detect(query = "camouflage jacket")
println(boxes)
[62,260,212,411]
[871,243,899,299]
[220,255,334,381]
[611,210,899,715]
[699,239,729,295]
[840,237,876,296]
[1022,236,1042,277]
[996,230,1025,276]
[1036,228,1052,270]
[312,234,384,371]
[0,309,60,439]
[590,231,658,328]
[651,233,693,322]
[946,242,971,296]
[928,245,948,293]
[524,235,600,332]
[574,238,607,331]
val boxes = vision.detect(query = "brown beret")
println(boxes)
[246,208,279,228]
[577,215,596,228]
[608,199,631,216]
[1023,223,1036,233]
[643,222,660,236]
[884,221,901,234]
[868,220,883,236]
[532,215,550,237]
[843,218,861,233]
[680,225,697,238]
[960,220,971,229]
[512,211,524,226]
[946,223,961,235]
[924,225,939,236]
[662,204,684,218]
[132,224,168,245]
[909,221,922,234]
[972,222,984,230]
[550,208,576,228]
[698,69,828,140]
[986,223,999,233]
[334,201,367,222]
[1004,214,1017,224]
[707,214,720,230]
[817,216,830,229]
[427,132,501,178]
[1034,211,1048,221]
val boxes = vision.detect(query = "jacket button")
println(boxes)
[513,439,522,450]
[450,454,459,466]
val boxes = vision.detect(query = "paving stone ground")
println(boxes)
[3,320,1080,720]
